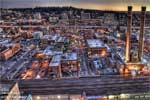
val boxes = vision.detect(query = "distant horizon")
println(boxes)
[0,0,150,11]
[4,6,148,12]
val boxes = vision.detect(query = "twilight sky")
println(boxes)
[0,0,150,11]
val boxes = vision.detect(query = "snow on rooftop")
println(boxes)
[42,35,49,39]
[5,43,18,47]
[56,37,69,43]
[43,46,63,56]
[87,39,105,48]
[49,55,62,67]
[62,53,78,61]
[43,46,53,56]
[42,35,58,41]
[52,35,58,41]
[0,39,11,44]
[33,31,43,34]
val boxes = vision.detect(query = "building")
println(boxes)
[34,13,41,20]
[94,32,105,39]
[0,43,21,60]
[21,61,41,79]
[91,56,119,75]
[0,48,13,61]
[49,16,59,23]
[22,31,33,38]
[55,36,70,48]
[61,53,80,77]
[41,35,58,46]
[81,11,91,19]
[21,94,33,100]
[49,54,62,78]
[49,52,80,78]
[0,39,11,45]
[103,13,118,25]
[33,31,43,39]
[61,12,69,20]
[42,46,63,58]
[83,31,94,39]
[0,81,20,100]
[86,39,110,58]
[0,81,34,100]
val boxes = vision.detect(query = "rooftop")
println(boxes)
[56,37,69,43]
[0,38,11,44]
[94,32,104,38]
[49,55,62,67]
[0,81,17,98]
[33,31,43,34]
[0,46,7,52]
[5,43,18,47]
[93,59,103,69]
[87,39,105,48]
[42,35,58,41]
[62,53,78,61]
[43,46,53,56]
[43,46,63,56]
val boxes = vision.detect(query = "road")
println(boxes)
[1,25,150,30]
[80,50,90,76]
[18,76,150,96]
[1,46,36,79]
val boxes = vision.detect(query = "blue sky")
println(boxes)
[0,0,150,11]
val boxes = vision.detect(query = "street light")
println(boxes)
[57,95,61,99]
[36,96,40,100]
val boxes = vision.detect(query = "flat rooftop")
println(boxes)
[56,37,69,43]
[49,52,78,66]
[5,43,19,47]
[43,46,63,56]
[43,46,53,56]
[49,55,62,67]
[62,53,78,61]
[33,31,43,34]
[0,39,11,44]
[42,35,58,41]
[87,39,106,48]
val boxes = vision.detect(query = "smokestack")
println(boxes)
[138,7,146,62]
[125,6,132,62]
